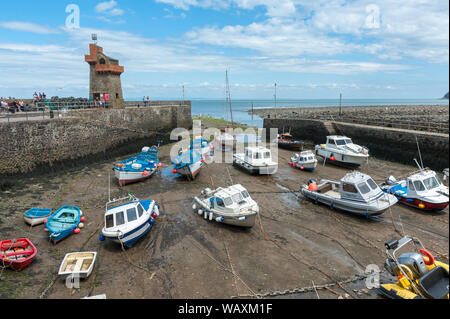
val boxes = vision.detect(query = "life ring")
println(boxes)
[420,249,435,265]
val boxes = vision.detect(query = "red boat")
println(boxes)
[0,238,37,271]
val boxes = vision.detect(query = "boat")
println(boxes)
[381,166,449,211]
[114,146,162,186]
[0,238,37,271]
[58,252,97,279]
[100,194,160,248]
[45,206,83,244]
[192,184,259,228]
[215,130,235,151]
[23,208,52,226]
[290,150,318,172]
[273,133,304,151]
[190,136,214,157]
[315,135,369,167]
[172,148,205,180]
[233,146,278,175]
[300,171,398,218]
[379,236,449,299]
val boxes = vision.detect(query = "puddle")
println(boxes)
[275,183,302,210]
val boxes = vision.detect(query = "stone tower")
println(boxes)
[85,44,124,108]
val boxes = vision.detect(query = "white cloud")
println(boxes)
[95,0,124,17]
[0,21,60,34]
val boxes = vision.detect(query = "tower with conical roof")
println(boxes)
[85,42,124,108]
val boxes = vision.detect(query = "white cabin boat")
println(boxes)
[315,136,369,167]
[100,195,160,247]
[382,169,449,211]
[300,172,398,218]
[233,146,278,175]
[58,252,97,279]
[215,131,235,150]
[290,150,318,172]
[193,184,259,228]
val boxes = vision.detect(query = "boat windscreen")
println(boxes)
[423,177,439,190]
[224,197,233,206]
[127,207,138,222]
[336,140,346,146]
[137,204,144,217]
[106,215,114,228]
[367,178,378,190]
[413,181,426,191]
[116,212,125,226]
[264,152,271,159]
[357,182,371,195]
[241,190,250,198]
[232,193,243,204]
[345,139,352,144]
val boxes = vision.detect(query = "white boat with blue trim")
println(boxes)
[300,172,398,218]
[100,194,160,248]
[193,184,259,228]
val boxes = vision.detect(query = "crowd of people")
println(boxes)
[0,97,27,113]
[33,91,47,101]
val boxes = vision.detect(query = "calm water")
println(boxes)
[191,99,449,127]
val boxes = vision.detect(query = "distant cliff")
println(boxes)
[443,92,449,99]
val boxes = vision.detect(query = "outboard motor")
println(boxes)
[398,253,428,280]
[385,176,397,185]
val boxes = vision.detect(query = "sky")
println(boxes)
[0,0,448,100]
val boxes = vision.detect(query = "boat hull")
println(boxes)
[388,193,448,211]
[24,215,51,226]
[0,239,37,271]
[193,201,256,228]
[114,168,157,186]
[301,188,391,218]
[316,148,368,167]
[176,161,203,179]
[103,218,155,248]
[278,142,304,151]
[233,157,278,175]
[46,207,82,244]
[290,162,317,172]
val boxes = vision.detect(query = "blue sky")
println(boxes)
[0,0,448,99]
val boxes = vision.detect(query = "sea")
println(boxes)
[189,98,449,127]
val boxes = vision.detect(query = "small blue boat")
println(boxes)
[114,146,161,186]
[45,206,82,244]
[172,148,205,180]
[190,137,214,157]
[24,208,52,226]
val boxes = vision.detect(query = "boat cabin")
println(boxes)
[280,133,294,141]
[404,170,445,197]
[244,147,272,162]
[207,185,253,211]
[294,151,315,163]
[326,136,354,147]
[104,201,147,232]
[338,172,383,202]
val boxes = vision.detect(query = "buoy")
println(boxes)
[78,223,84,229]
[172,169,178,174]
[209,212,213,221]
[74,228,81,234]
[289,162,293,165]
[216,217,224,223]
[192,204,197,210]
[157,163,162,168]
[142,171,149,176]
[99,234,105,241]
[80,216,86,222]
[204,211,208,219]
[151,212,158,219]
[210,145,214,150]
[300,166,305,170]
[293,164,297,168]
[308,183,318,192]
[44,219,47,225]
[418,203,425,209]
[198,209,203,216]
[238,216,247,221]
[330,155,336,161]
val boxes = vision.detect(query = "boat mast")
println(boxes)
[226,70,234,130]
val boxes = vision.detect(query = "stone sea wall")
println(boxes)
[0,102,192,179]
[264,118,449,169]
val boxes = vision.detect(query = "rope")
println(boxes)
[0,214,50,239]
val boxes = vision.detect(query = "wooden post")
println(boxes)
[339,93,342,117]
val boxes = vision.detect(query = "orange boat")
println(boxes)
[275,133,304,151]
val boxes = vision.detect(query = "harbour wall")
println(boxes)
[264,118,449,170]
[0,102,192,183]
